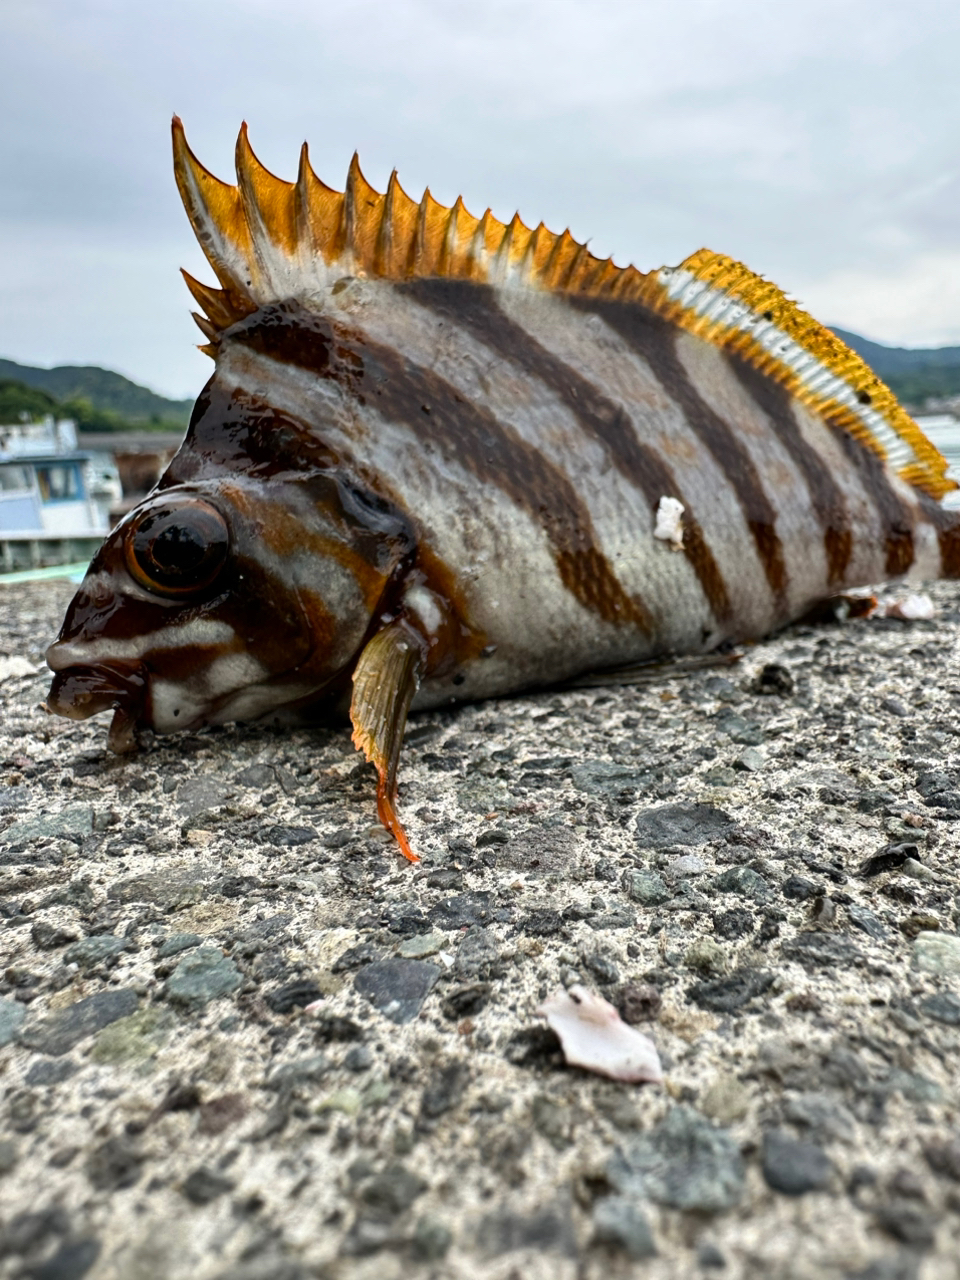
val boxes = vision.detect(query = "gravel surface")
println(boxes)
[1,577,959,1280]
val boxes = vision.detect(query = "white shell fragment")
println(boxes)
[878,592,936,621]
[653,495,685,549]
[537,986,664,1084]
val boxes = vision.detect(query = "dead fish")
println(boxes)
[45,118,960,860]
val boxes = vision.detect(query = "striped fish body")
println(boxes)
[44,121,960,860]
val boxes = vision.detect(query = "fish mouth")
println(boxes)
[45,659,148,754]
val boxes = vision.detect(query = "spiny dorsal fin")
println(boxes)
[171,116,637,324]
[634,250,953,500]
[172,118,951,501]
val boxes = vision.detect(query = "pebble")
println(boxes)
[684,937,727,976]
[700,1076,751,1125]
[476,1202,577,1258]
[911,930,960,976]
[761,1129,833,1195]
[453,926,500,980]
[19,988,139,1056]
[155,932,203,959]
[735,747,765,772]
[397,930,444,959]
[592,1194,657,1259]
[62,935,128,970]
[918,992,960,1026]
[2,804,93,846]
[0,997,26,1047]
[622,868,671,906]
[635,803,734,848]
[688,968,774,1013]
[24,1057,78,1086]
[165,948,242,1008]
[712,866,769,901]
[781,931,862,968]
[353,958,440,1023]
[429,891,498,930]
[571,760,649,797]
[182,1167,235,1204]
[609,1106,745,1211]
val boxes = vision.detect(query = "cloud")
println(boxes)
[1,0,958,396]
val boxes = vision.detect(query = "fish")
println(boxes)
[45,117,960,862]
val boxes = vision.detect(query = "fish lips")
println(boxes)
[45,657,148,754]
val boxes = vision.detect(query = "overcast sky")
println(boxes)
[2,0,959,401]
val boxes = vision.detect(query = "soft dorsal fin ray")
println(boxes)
[171,117,953,501]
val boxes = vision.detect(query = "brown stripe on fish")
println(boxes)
[824,416,915,577]
[726,353,854,587]
[225,301,654,632]
[399,278,733,625]
[914,492,960,578]
[570,296,790,612]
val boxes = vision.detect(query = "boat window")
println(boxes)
[0,465,33,493]
[36,464,81,502]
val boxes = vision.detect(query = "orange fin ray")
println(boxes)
[349,621,425,863]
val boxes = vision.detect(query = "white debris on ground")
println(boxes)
[537,986,663,1084]
[653,496,685,549]
[877,591,937,621]
[0,655,36,681]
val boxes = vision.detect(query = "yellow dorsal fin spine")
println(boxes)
[172,119,950,501]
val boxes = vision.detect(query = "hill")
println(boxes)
[0,358,193,431]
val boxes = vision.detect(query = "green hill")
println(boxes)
[0,358,194,431]
[831,328,960,407]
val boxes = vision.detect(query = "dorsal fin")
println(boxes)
[633,250,953,499]
[171,118,952,501]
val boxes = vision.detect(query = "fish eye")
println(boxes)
[125,497,229,596]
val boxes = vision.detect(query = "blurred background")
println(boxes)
[1,0,959,571]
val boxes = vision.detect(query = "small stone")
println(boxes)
[86,1135,143,1190]
[343,1045,372,1072]
[918,992,960,1026]
[411,1215,453,1262]
[873,1201,936,1248]
[501,827,579,874]
[19,988,139,1056]
[703,766,737,787]
[846,904,888,940]
[520,908,562,936]
[332,941,383,973]
[616,983,661,1024]
[781,932,861,968]
[712,866,769,901]
[902,857,938,882]
[712,909,755,940]
[664,854,707,880]
[90,1007,172,1065]
[581,951,620,985]
[592,1194,657,1260]
[420,1062,469,1119]
[700,1075,750,1124]
[635,803,734,849]
[476,1202,577,1257]
[165,948,241,1008]
[922,1134,960,1182]
[735,747,764,772]
[685,937,727,976]
[911,931,960,976]
[155,932,202,959]
[571,761,650,797]
[454,926,500,980]
[108,864,209,909]
[0,1140,17,1175]
[24,1057,79,1086]
[354,958,440,1024]
[783,875,821,901]
[397,931,444,959]
[429,891,497,931]
[182,1167,235,1204]
[3,804,94,846]
[783,1092,856,1142]
[358,1163,428,1218]
[266,1054,331,1090]
[441,983,491,1019]
[753,663,794,695]
[697,1242,728,1269]
[265,979,324,1014]
[62,935,128,970]
[198,1093,248,1136]
[31,920,79,950]
[608,1105,745,1211]
[622,869,671,906]
[762,1129,832,1195]
[0,997,26,1047]
[688,968,774,1013]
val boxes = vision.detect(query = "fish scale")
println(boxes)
[43,117,960,860]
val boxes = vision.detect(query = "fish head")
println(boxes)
[45,465,415,751]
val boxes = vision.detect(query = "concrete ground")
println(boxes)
[1,577,959,1280]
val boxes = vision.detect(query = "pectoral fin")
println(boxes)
[350,620,425,863]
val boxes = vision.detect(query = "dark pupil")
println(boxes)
[151,523,207,576]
